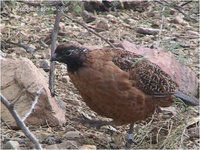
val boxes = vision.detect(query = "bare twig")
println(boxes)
[49,6,62,96]
[180,124,188,148]
[18,1,42,7]
[18,1,67,7]
[158,119,173,145]
[180,1,193,7]
[136,27,160,35]
[144,111,156,127]
[155,0,197,22]
[22,88,44,122]
[18,0,115,49]
[6,41,36,53]
[63,14,116,49]
[155,6,165,48]
[0,94,42,149]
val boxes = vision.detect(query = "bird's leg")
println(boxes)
[125,123,137,148]
[80,114,115,129]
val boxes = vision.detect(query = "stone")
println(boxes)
[6,53,16,58]
[26,44,36,53]
[106,14,117,23]
[79,145,97,150]
[64,131,82,140]
[62,140,79,149]
[59,22,66,32]
[15,131,25,138]
[1,58,66,129]
[187,126,199,138]
[42,135,62,145]
[45,140,79,149]
[39,59,50,72]
[3,141,20,150]
[42,48,51,59]
[136,27,159,35]
[124,18,137,25]
[0,50,7,58]
[96,18,110,31]
[169,14,189,25]
[45,144,58,149]
[82,10,96,23]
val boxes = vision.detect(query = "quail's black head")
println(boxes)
[51,44,87,72]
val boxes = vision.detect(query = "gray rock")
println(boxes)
[106,14,117,23]
[3,141,20,150]
[45,144,58,149]
[0,50,7,58]
[1,58,66,128]
[25,44,36,53]
[15,131,25,138]
[46,140,78,149]
[39,59,50,72]
[79,144,97,150]
[42,135,62,145]
[82,10,96,23]
[64,131,82,140]
[62,140,79,149]
[96,18,110,31]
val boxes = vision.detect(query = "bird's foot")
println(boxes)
[80,115,114,129]
[125,133,137,148]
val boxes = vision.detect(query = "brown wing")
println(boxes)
[112,51,178,96]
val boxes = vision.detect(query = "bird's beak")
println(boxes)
[51,53,57,61]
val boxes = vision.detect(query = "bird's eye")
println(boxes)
[64,50,73,56]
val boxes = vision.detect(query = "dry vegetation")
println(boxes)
[1,1,199,149]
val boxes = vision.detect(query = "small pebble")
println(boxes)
[64,131,82,140]
[39,59,50,72]
[42,135,62,145]
[3,141,20,150]
[79,144,97,150]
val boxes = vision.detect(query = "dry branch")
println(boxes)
[155,6,165,48]
[18,1,68,7]
[63,14,116,49]
[6,41,36,53]
[180,1,193,7]
[18,1,42,7]
[155,0,197,22]
[0,92,43,149]
[49,6,62,96]
[136,27,160,35]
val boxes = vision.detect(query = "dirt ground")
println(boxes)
[1,1,199,149]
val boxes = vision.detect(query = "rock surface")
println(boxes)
[79,144,97,150]
[82,10,96,23]
[96,18,110,31]
[64,131,82,140]
[1,58,66,129]
[115,40,198,96]
[3,141,20,150]
[39,59,50,72]
[45,140,79,149]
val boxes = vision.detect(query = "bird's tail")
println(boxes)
[174,91,199,106]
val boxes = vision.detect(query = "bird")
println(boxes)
[51,43,199,146]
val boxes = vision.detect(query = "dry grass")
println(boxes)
[1,1,199,149]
